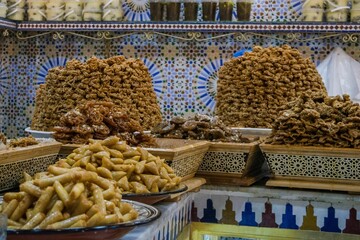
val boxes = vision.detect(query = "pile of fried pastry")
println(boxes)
[152,114,259,143]
[31,56,162,131]
[265,93,360,148]
[53,101,156,147]
[1,136,181,230]
[0,133,38,150]
[216,45,327,128]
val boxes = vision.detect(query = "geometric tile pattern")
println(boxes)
[1,0,360,138]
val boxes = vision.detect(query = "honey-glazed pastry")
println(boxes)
[266,93,360,148]
[216,45,327,128]
[31,56,162,131]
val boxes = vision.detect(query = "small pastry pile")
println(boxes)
[265,93,360,148]
[0,132,6,150]
[9,136,38,148]
[152,114,259,143]
[0,133,39,150]
[53,101,156,147]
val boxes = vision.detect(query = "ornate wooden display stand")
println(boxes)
[196,164,269,186]
[196,142,269,186]
[261,144,360,193]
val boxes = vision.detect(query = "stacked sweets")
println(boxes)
[46,0,65,21]
[31,56,162,132]
[27,0,46,21]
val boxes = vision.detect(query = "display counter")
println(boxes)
[117,184,360,239]
[119,193,193,240]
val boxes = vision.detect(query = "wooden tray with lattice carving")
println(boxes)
[59,138,210,181]
[0,140,62,191]
[260,144,360,192]
[195,141,268,186]
[143,139,210,181]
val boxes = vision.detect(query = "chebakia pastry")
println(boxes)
[31,56,162,131]
[216,45,327,128]
[265,93,360,148]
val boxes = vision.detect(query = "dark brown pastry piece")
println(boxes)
[152,114,259,143]
[54,101,157,147]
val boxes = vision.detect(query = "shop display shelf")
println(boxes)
[14,21,360,33]
[1,20,359,43]
[1,18,360,33]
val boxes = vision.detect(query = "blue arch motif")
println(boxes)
[123,0,150,22]
[142,58,166,100]
[0,64,9,98]
[36,56,68,85]
[194,58,224,113]
[36,57,164,99]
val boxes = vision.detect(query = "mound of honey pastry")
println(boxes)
[216,45,327,128]
[54,101,157,147]
[265,93,360,148]
[31,56,162,131]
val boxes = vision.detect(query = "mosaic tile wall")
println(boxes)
[193,189,360,236]
[0,0,360,138]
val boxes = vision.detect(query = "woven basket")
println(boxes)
[59,138,210,181]
[0,140,62,191]
[196,141,267,186]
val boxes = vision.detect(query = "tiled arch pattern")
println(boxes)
[1,1,360,137]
